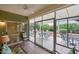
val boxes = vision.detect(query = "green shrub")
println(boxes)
[59,23,79,33]
[41,23,50,31]
[48,25,54,31]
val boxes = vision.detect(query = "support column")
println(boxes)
[53,11,56,54]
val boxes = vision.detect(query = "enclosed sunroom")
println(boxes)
[0,4,79,54]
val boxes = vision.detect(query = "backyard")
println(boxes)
[29,19,79,53]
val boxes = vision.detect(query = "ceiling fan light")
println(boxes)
[23,5,28,10]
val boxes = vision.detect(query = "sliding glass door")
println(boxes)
[42,20,54,51]
[35,20,54,51]
[35,22,43,46]
[56,19,71,54]
[56,19,68,46]
[68,17,79,50]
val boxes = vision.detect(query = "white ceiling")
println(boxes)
[0,4,49,16]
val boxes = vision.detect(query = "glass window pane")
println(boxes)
[36,22,43,46]
[43,12,54,20]
[56,19,67,46]
[68,17,79,51]
[67,5,79,17]
[42,20,54,51]
[56,8,68,19]
[29,19,35,42]
[35,17,42,22]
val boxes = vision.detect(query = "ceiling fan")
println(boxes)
[23,4,35,14]
[23,5,28,10]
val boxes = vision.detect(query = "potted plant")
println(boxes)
[68,47,76,54]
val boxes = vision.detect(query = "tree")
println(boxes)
[35,23,40,30]
[49,25,54,31]
[59,23,79,33]
[41,23,49,31]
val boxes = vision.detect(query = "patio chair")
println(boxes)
[38,32,43,39]
[60,33,67,42]
[60,33,72,44]
[73,35,79,45]
[43,32,49,40]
